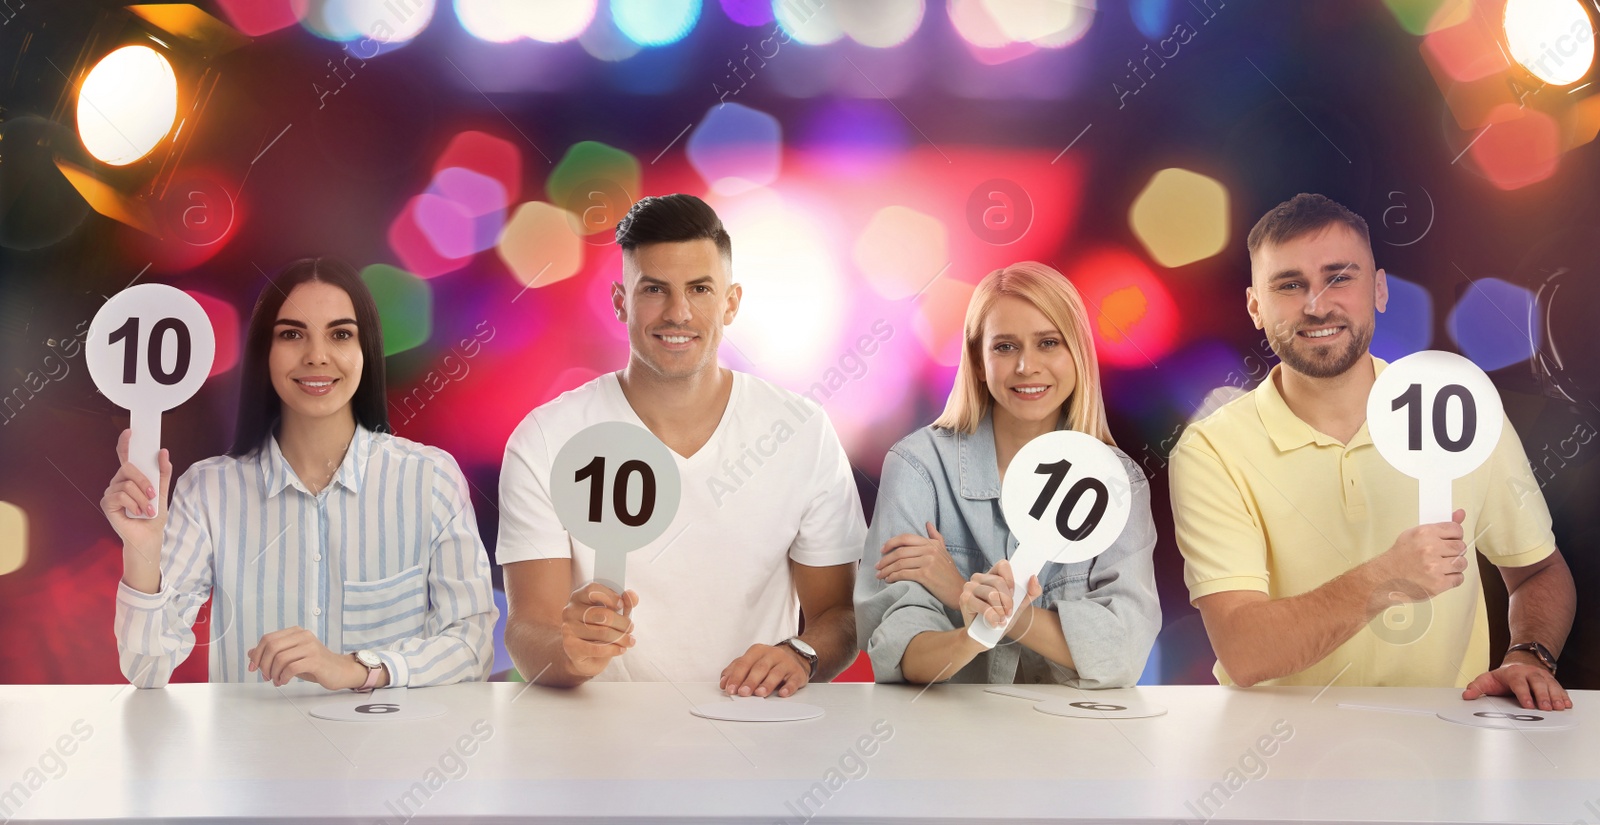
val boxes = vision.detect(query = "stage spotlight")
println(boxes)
[76,45,179,167]
[52,4,247,235]
[1502,0,1595,88]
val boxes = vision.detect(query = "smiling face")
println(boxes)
[612,238,741,383]
[1248,223,1388,380]
[267,281,363,425]
[979,295,1078,429]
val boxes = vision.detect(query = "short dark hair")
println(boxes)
[615,194,732,260]
[1246,193,1370,260]
[229,258,391,457]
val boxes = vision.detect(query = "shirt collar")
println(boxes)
[259,424,372,498]
[959,408,1079,500]
[957,410,1002,500]
[1254,354,1387,451]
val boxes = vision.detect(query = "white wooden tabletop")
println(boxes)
[0,682,1593,823]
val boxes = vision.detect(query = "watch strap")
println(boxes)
[1506,642,1557,676]
[355,654,383,692]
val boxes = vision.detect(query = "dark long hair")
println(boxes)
[228,258,390,457]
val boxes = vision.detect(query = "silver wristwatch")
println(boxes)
[780,637,819,678]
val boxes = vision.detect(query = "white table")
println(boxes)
[0,682,1594,823]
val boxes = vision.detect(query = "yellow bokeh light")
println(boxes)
[0,501,26,576]
[497,202,585,289]
[913,277,977,366]
[853,206,949,300]
[837,0,925,48]
[1129,167,1229,269]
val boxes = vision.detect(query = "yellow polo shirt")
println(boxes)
[1170,355,1555,687]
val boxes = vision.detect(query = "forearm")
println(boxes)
[1210,563,1385,686]
[1507,564,1576,656]
[900,627,985,684]
[503,616,594,687]
[799,605,857,682]
[121,541,162,594]
[1007,606,1075,670]
[376,616,495,687]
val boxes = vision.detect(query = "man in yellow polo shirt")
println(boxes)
[1170,193,1576,711]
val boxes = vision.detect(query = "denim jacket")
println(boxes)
[855,411,1161,686]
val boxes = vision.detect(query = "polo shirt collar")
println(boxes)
[1255,354,1388,451]
[259,424,372,497]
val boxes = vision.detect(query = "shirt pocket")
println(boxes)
[341,564,427,652]
[944,543,988,579]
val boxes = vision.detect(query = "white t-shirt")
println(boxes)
[497,370,866,682]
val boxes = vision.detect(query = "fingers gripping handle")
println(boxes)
[967,549,1045,649]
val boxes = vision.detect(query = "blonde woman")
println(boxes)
[855,262,1160,685]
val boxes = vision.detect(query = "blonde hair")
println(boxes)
[932,262,1115,446]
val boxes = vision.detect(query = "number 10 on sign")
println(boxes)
[550,422,683,593]
[969,430,1133,649]
[1367,351,1503,525]
[86,285,216,519]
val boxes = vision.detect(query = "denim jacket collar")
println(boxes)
[957,410,1002,501]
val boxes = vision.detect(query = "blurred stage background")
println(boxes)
[1,0,1596,687]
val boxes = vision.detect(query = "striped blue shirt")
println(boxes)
[114,426,498,688]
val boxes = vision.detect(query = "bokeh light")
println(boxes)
[912,277,977,366]
[854,206,949,300]
[950,0,1094,50]
[546,141,641,241]
[836,0,926,48]
[580,3,645,60]
[455,0,597,42]
[214,0,305,36]
[612,0,701,47]
[687,103,783,195]
[389,194,473,278]
[434,131,522,203]
[298,0,436,46]
[413,193,477,260]
[1383,0,1471,36]
[361,264,433,356]
[716,191,847,383]
[0,501,25,576]
[77,46,178,167]
[1467,106,1561,190]
[1130,0,1178,39]
[721,0,773,26]
[1371,273,1433,361]
[1447,276,1539,371]
[188,291,242,377]
[1128,168,1229,269]
[418,168,508,258]
[948,0,1011,48]
[775,0,844,45]
[497,202,586,290]
[1066,249,1180,369]
[1503,0,1595,86]
[1421,16,1513,83]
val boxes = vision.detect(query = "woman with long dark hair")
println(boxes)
[101,259,496,690]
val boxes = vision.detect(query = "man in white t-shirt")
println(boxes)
[498,194,866,694]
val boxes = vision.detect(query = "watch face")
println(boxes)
[788,638,817,658]
[356,650,381,668]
